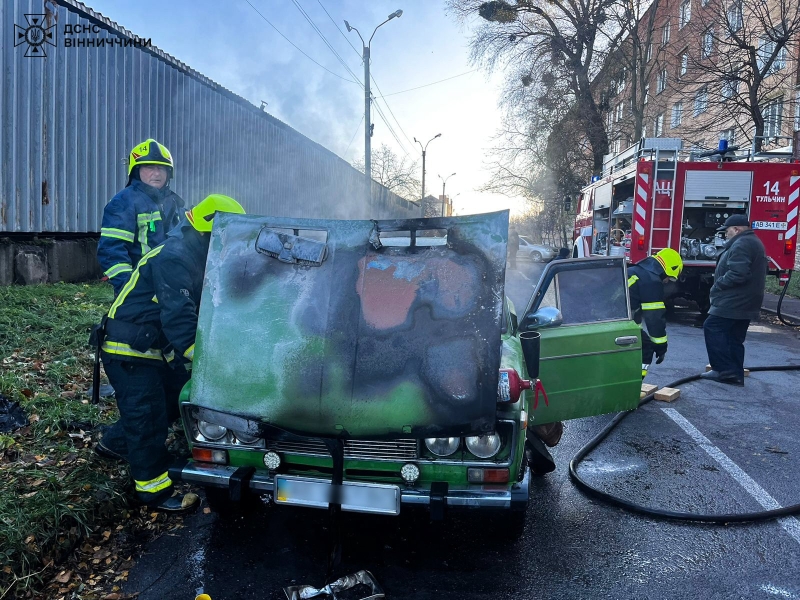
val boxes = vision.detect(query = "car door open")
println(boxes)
[519,257,642,423]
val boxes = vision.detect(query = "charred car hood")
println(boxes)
[190,211,509,439]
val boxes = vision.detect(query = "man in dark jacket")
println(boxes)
[95,194,245,512]
[701,214,766,386]
[98,139,184,295]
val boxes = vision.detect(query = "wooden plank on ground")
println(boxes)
[655,387,680,402]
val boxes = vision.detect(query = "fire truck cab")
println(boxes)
[574,138,799,312]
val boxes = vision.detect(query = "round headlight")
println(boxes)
[424,437,460,457]
[465,434,502,459]
[198,420,227,441]
[234,430,260,444]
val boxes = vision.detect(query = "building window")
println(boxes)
[694,86,708,116]
[726,2,742,35]
[722,75,738,100]
[679,0,691,29]
[702,29,713,58]
[643,123,648,138]
[644,85,650,105]
[671,102,683,128]
[680,52,688,76]
[720,128,736,144]
[757,38,787,73]
[701,0,709,6]
[607,111,613,128]
[616,103,624,122]
[662,20,671,45]
[657,69,667,93]
[618,68,627,92]
[795,91,800,131]
[762,99,783,138]
[654,114,664,136]
[646,42,653,62]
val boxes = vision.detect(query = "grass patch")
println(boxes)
[0,283,128,596]
[764,271,800,299]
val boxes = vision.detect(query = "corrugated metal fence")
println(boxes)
[1,0,419,234]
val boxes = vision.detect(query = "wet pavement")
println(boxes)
[124,259,800,600]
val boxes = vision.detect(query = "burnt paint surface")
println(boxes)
[190,211,509,439]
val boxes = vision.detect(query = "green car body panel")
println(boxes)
[174,212,643,517]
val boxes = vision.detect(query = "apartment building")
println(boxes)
[599,0,800,155]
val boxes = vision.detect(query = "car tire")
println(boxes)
[530,251,542,262]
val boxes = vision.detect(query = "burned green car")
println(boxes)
[170,211,642,524]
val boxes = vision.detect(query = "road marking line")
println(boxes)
[661,408,800,545]
[517,271,531,281]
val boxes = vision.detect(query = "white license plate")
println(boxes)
[752,221,787,230]
[274,476,400,515]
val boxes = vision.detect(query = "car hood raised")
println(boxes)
[189,211,509,440]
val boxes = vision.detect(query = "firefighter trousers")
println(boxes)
[641,330,656,378]
[101,358,189,505]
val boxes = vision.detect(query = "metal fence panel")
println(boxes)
[0,0,419,234]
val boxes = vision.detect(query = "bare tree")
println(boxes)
[353,144,421,201]
[449,0,627,173]
[677,0,800,151]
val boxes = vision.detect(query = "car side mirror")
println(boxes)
[524,306,563,330]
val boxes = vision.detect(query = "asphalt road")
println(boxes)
[124,258,800,600]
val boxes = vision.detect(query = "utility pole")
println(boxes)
[414,134,441,207]
[438,172,456,217]
[345,10,403,203]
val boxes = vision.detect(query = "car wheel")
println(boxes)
[530,251,542,262]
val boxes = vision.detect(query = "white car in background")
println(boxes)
[517,236,557,262]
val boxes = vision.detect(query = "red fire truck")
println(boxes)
[573,138,799,312]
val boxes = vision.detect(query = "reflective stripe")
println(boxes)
[101,227,135,243]
[136,212,162,224]
[628,275,639,287]
[101,341,163,361]
[183,343,195,361]
[135,471,172,494]
[650,335,668,344]
[642,301,666,310]
[642,370,649,378]
[104,263,133,279]
[109,246,164,318]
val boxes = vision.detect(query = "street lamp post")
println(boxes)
[438,172,456,216]
[414,134,441,205]
[345,10,403,203]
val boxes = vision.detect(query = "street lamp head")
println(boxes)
[413,136,418,143]
[344,20,352,32]
[450,172,456,177]
[389,9,403,19]
[434,133,442,139]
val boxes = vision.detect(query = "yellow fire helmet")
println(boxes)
[654,247,683,280]
[186,194,246,232]
[128,139,174,179]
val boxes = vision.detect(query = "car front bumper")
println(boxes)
[170,460,530,512]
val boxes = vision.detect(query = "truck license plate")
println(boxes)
[751,221,787,230]
[274,476,401,515]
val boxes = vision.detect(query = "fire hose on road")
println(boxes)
[570,365,800,523]
[772,270,800,327]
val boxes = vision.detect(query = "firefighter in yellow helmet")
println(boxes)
[91,195,245,512]
[627,248,683,378]
[98,139,185,296]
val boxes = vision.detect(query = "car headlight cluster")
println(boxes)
[194,419,263,446]
[424,432,504,459]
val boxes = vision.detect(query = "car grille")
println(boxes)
[266,438,418,461]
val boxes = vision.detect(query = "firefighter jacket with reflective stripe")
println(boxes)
[627,257,668,345]
[101,220,208,366]
[98,179,185,295]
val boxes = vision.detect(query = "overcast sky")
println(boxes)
[86,0,525,216]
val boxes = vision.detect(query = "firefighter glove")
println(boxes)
[655,343,668,364]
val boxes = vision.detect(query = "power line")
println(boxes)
[371,76,419,156]
[290,0,363,87]
[377,69,479,97]
[316,0,361,59]
[344,114,364,156]
[243,0,358,84]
